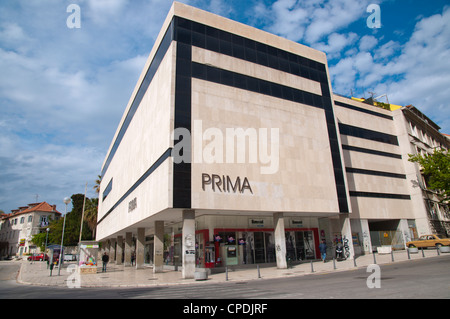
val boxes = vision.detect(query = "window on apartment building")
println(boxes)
[28,215,32,223]
[410,122,417,137]
[20,217,25,224]
[40,216,49,227]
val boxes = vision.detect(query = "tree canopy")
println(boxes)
[408,148,450,202]
[31,193,97,250]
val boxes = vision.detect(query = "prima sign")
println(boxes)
[202,173,253,194]
[128,197,137,213]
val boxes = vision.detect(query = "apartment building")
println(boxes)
[0,202,61,258]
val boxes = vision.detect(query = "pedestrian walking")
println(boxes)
[102,252,109,272]
[131,252,135,266]
[319,239,327,262]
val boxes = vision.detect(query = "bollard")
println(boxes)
[407,248,411,260]
[257,265,261,279]
[373,253,377,264]
[310,260,314,273]
[437,247,440,256]
[391,250,394,262]
[333,257,336,270]
[421,247,425,258]
[353,257,357,267]
[225,266,228,281]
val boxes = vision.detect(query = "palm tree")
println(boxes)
[84,198,98,239]
[94,175,101,194]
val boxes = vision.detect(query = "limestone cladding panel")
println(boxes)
[191,79,339,213]
[350,197,413,220]
[342,150,404,174]
[340,135,400,155]
[192,47,322,96]
[97,43,176,228]
[334,105,397,136]
[346,174,408,194]
[96,160,172,240]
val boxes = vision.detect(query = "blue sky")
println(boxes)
[0,0,449,213]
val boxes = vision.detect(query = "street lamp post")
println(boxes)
[58,197,71,276]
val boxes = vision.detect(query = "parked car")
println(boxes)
[27,253,48,261]
[406,234,450,248]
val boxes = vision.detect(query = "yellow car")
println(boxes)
[406,235,450,248]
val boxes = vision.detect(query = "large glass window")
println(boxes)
[285,230,316,261]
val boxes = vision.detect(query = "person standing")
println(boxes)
[102,252,109,272]
[319,239,327,262]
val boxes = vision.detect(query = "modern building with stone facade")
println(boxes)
[96,2,449,278]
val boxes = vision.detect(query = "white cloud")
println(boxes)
[0,0,171,212]
[329,6,450,133]
[253,0,375,45]
[313,32,358,59]
[359,35,378,51]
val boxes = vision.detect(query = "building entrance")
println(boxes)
[285,230,317,261]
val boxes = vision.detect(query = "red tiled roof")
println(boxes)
[6,202,61,218]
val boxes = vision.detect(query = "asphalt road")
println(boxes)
[1,255,449,300]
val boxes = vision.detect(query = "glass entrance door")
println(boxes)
[254,232,266,263]
[290,230,316,261]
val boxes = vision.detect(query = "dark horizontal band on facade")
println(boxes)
[191,62,325,108]
[334,100,393,120]
[174,16,327,79]
[341,144,402,159]
[339,123,399,146]
[346,167,406,179]
[349,191,411,200]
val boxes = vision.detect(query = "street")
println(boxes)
[0,255,449,300]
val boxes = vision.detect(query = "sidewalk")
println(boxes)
[17,248,448,288]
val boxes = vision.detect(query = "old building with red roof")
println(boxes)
[0,202,61,258]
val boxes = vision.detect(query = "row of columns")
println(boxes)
[101,221,165,272]
[101,210,355,279]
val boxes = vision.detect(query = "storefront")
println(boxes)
[144,236,154,266]
[162,216,322,269]
[212,228,320,267]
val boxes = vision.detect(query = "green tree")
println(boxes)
[33,194,94,248]
[409,148,450,202]
[84,197,98,239]
[94,175,101,194]
[30,232,48,251]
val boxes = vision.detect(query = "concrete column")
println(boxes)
[105,240,110,257]
[116,236,123,265]
[154,221,164,273]
[360,219,372,254]
[136,228,145,269]
[339,214,354,259]
[110,238,116,263]
[182,210,196,279]
[273,212,287,269]
[397,219,410,249]
[125,232,132,267]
